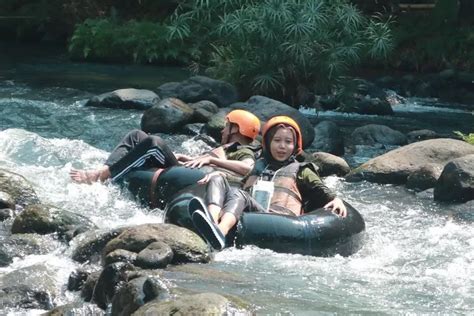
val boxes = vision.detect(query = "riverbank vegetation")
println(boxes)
[1,0,473,102]
[69,0,393,102]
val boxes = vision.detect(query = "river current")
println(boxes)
[0,75,473,314]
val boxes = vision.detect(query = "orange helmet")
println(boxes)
[262,116,303,154]
[226,109,261,140]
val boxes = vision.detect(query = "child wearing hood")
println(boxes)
[190,115,346,250]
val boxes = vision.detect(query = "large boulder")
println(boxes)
[228,96,315,148]
[311,121,344,156]
[11,204,96,241]
[347,139,474,184]
[157,76,239,107]
[140,98,194,133]
[103,223,211,265]
[85,88,160,110]
[0,168,40,208]
[434,154,474,203]
[350,124,407,147]
[133,293,251,315]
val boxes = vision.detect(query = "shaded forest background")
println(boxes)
[1,0,473,103]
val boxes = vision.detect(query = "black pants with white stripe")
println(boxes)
[105,129,178,182]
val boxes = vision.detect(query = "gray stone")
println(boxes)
[104,248,138,266]
[0,168,40,208]
[407,129,439,143]
[228,95,315,148]
[135,241,174,269]
[0,191,15,210]
[350,124,407,147]
[103,223,210,264]
[406,163,443,191]
[311,152,351,177]
[85,88,160,110]
[312,121,344,156]
[111,276,169,316]
[434,154,474,203]
[141,98,194,133]
[11,204,96,241]
[133,292,251,316]
[71,227,126,263]
[157,76,238,107]
[347,139,474,185]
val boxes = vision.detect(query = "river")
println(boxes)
[0,44,473,314]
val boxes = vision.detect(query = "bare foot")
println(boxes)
[70,166,111,184]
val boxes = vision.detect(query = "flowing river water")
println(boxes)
[0,47,473,314]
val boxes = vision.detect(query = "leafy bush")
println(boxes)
[68,18,196,64]
[173,0,393,102]
[454,131,474,145]
[390,0,474,71]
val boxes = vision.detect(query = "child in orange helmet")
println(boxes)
[190,115,346,250]
[70,109,261,185]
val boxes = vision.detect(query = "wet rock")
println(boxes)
[0,208,13,221]
[350,97,394,115]
[0,168,40,208]
[71,227,126,263]
[310,152,351,177]
[189,100,218,125]
[133,292,251,315]
[92,262,136,310]
[68,269,90,292]
[135,241,174,269]
[141,98,194,134]
[104,248,138,266]
[434,154,474,203]
[103,223,210,265]
[85,88,160,110]
[0,233,61,264]
[407,129,439,144]
[0,247,12,267]
[81,271,101,302]
[347,139,474,185]
[311,121,344,156]
[227,95,315,148]
[111,275,169,316]
[204,110,227,142]
[0,264,61,310]
[157,76,238,107]
[0,191,15,210]
[43,302,105,316]
[350,124,407,147]
[11,203,96,241]
[406,163,443,191]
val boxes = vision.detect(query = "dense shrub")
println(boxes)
[68,18,196,64]
[455,132,474,145]
[389,0,474,71]
[173,0,393,102]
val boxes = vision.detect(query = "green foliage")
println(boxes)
[68,18,196,64]
[172,0,392,102]
[390,1,474,71]
[454,131,474,145]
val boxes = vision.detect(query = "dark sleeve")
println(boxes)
[297,164,336,210]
